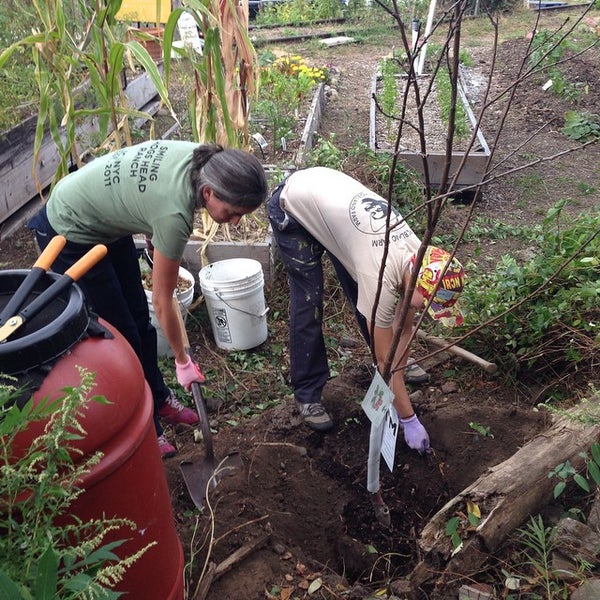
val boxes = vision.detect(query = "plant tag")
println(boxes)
[252,132,268,150]
[381,406,399,472]
[361,370,393,427]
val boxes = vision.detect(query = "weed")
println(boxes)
[0,370,154,597]
[516,515,566,598]
[562,111,600,142]
[307,133,345,169]
[468,421,494,438]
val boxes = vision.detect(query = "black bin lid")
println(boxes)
[0,270,89,375]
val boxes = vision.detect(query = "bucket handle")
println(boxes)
[214,291,270,319]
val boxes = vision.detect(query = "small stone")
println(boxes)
[571,578,600,600]
[409,390,424,402]
[441,381,458,393]
[272,542,286,555]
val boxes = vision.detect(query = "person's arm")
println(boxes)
[369,301,430,454]
[150,249,187,363]
[151,248,205,388]
[370,304,415,419]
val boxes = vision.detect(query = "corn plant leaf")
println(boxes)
[0,570,22,600]
[107,43,127,99]
[126,40,177,122]
[591,443,600,467]
[0,33,48,70]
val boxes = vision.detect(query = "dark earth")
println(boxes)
[1,6,599,599]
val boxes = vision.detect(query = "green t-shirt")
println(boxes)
[47,140,197,260]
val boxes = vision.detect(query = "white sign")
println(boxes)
[176,12,203,55]
[381,406,399,472]
[361,370,393,427]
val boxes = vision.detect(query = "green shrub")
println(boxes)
[459,202,600,376]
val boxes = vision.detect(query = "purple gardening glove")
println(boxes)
[400,414,431,455]
[175,354,205,390]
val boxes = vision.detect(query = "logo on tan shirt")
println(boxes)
[349,192,404,235]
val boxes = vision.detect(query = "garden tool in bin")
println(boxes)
[173,298,242,509]
[0,243,108,343]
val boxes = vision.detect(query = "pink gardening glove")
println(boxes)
[400,414,431,455]
[175,355,206,390]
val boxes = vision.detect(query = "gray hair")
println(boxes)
[191,144,268,209]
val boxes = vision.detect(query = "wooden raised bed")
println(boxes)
[0,70,162,238]
[369,71,491,189]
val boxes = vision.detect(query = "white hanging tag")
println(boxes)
[381,406,399,472]
[361,370,393,427]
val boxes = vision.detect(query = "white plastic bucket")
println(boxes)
[199,258,268,351]
[145,266,195,357]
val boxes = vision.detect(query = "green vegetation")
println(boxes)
[459,202,600,384]
[254,0,347,26]
[253,52,328,151]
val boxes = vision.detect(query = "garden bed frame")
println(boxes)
[0,70,162,240]
[369,71,491,189]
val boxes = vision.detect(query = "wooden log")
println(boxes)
[409,398,600,593]
[193,532,270,600]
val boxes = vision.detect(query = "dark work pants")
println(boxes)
[267,186,369,405]
[28,205,170,436]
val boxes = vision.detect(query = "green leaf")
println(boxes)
[445,516,460,536]
[307,577,322,594]
[34,546,59,599]
[588,460,600,487]
[573,473,590,493]
[591,443,600,467]
[554,481,566,498]
[126,41,176,121]
[0,570,22,600]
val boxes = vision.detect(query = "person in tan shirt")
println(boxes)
[267,167,465,454]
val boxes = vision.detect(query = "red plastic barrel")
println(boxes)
[0,270,184,600]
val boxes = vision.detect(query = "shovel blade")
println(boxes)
[179,451,242,509]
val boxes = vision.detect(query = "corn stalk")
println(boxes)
[0,0,174,197]
[163,0,260,264]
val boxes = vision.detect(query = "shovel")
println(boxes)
[173,297,242,509]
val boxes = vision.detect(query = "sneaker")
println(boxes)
[158,390,199,426]
[297,402,334,432]
[157,434,177,459]
[404,361,430,385]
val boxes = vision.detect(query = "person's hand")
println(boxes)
[175,355,206,390]
[400,414,431,454]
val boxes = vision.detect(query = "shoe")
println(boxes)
[404,361,430,384]
[157,434,177,459]
[158,390,199,426]
[297,402,334,432]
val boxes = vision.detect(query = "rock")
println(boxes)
[571,578,600,600]
[441,381,459,394]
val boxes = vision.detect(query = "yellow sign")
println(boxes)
[116,0,172,24]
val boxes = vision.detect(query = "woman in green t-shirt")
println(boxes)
[29,141,268,458]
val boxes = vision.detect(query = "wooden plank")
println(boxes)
[182,236,276,290]
[0,71,160,226]
[295,83,326,167]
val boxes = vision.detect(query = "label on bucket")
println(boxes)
[213,308,232,344]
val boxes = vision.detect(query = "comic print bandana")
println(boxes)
[410,246,466,327]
